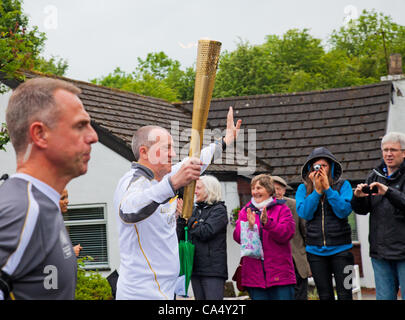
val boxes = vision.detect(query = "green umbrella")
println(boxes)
[178,226,195,297]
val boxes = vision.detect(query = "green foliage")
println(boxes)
[0,122,9,151]
[213,40,283,97]
[92,52,195,102]
[329,9,405,81]
[0,1,68,83]
[0,1,69,152]
[34,55,69,76]
[93,67,180,102]
[0,0,46,86]
[91,10,405,101]
[75,256,113,300]
[213,30,326,97]
[214,10,405,97]
[230,207,240,227]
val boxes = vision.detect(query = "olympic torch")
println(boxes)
[181,39,222,219]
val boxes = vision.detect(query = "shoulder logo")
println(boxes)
[60,229,73,259]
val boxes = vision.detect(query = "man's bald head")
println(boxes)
[131,125,170,161]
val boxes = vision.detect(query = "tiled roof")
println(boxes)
[2,71,393,182]
[179,82,393,184]
[15,71,269,174]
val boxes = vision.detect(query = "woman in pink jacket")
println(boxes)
[233,174,296,300]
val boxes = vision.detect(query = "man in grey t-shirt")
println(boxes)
[0,78,98,299]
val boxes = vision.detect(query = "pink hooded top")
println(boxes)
[233,199,296,288]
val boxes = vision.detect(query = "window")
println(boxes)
[63,203,109,269]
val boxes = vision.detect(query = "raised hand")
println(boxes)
[318,167,330,191]
[247,207,256,230]
[223,107,242,146]
[310,171,323,194]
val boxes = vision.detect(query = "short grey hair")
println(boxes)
[6,77,81,155]
[381,132,405,150]
[199,175,222,205]
[131,125,169,161]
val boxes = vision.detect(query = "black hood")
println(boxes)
[301,147,343,182]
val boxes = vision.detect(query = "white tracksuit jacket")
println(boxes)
[114,142,221,299]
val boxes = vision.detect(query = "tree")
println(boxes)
[0,0,69,83]
[34,55,69,77]
[270,28,324,74]
[213,30,326,97]
[213,40,277,97]
[93,10,405,101]
[0,0,46,86]
[0,0,69,151]
[75,256,113,300]
[214,11,405,97]
[92,52,195,102]
[0,122,9,151]
[329,9,405,80]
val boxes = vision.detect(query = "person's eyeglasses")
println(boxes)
[382,148,403,153]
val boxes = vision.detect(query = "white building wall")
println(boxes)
[386,77,405,134]
[356,214,375,288]
[219,181,241,285]
[0,90,16,175]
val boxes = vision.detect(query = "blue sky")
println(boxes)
[23,0,405,82]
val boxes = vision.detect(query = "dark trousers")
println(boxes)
[307,249,354,300]
[294,263,308,300]
[191,275,225,300]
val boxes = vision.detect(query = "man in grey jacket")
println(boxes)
[0,78,98,300]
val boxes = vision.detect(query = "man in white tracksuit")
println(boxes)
[114,107,241,300]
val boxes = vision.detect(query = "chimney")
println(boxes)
[389,54,403,75]
[381,53,404,81]
[384,53,405,134]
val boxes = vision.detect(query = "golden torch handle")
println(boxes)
[182,39,222,219]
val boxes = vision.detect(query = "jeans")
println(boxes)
[371,258,405,300]
[246,285,295,300]
[307,250,354,300]
[191,276,225,300]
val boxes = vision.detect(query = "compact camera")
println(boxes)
[361,185,378,195]
[313,164,321,171]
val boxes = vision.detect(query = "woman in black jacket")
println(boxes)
[177,175,228,300]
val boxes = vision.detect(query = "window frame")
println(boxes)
[63,202,109,270]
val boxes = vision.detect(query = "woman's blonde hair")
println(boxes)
[199,175,222,205]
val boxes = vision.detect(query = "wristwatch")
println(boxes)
[215,137,226,151]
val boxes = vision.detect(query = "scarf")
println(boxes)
[250,197,273,210]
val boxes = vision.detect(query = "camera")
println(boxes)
[361,185,378,195]
[313,164,321,171]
